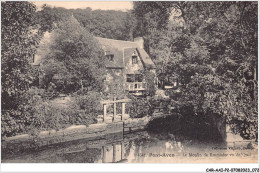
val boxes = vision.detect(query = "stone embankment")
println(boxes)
[1,116,152,151]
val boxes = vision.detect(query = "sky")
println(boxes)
[33,1,133,11]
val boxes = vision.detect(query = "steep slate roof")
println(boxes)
[137,48,156,69]
[95,37,156,69]
[33,34,155,69]
[95,37,126,68]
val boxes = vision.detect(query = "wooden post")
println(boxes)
[103,104,107,123]
[122,102,126,121]
[102,146,106,163]
[112,144,116,163]
[113,97,116,121]
[121,142,124,160]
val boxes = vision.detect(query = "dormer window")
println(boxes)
[132,50,138,64]
[106,54,114,62]
[132,55,137,64]
[104,50,114,62]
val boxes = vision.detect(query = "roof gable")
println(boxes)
[33,34,155,69]
[95,37,155,69]
[123,47,137,65]
[95,37,138,68]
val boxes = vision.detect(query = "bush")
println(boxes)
[73,91,103,117]
[1,89,103,138]
[2,110,26,138]
[126,95,155,118]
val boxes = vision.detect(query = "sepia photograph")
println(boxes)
[1,0,258,169]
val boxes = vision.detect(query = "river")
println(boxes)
[1,116,258,163]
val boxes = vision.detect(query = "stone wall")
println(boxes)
[2,118,150,152]
[2,122,122,151]
[2,130,149,163]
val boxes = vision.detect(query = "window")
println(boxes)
[126,74,143,82]
[126,74,135,82]
[132,56,137,64]
[106,54,114,62]
[135,74,143,82]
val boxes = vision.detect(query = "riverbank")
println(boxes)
[2,111,257,156]
[2,121,257,163]
[1,115,153,153]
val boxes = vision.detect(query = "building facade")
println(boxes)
[95,37,156,96]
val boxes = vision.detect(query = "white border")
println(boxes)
[1,163,259,172]
[1,0,259,172]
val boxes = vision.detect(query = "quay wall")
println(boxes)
[2,116,151,151]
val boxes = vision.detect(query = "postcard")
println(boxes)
[1,1,258,171]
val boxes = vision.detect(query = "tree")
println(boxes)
[72,9,136,41]
[35,5,72,33]
[40,16,106,93]
[166,2,258,139]
[1,1,43,137]
[1,1,39,110]
[133,2,172,36]
[36,6,137,41]
[132,2,172,54]
[136,1,257,139]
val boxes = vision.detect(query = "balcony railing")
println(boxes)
[125,82,147,91]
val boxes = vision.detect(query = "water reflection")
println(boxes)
[2,117,258,163]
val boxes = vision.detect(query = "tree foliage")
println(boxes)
[34,5,72,33]
[1,1,40,110]
[132,1,172,54]
[1,2,106,138]
[40,16,106,93]
[134,2,258,139]
[35,5,136,41]
[72,8,136,41]
[1,1,41,137]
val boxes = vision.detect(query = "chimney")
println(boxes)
[134,37,144,49]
